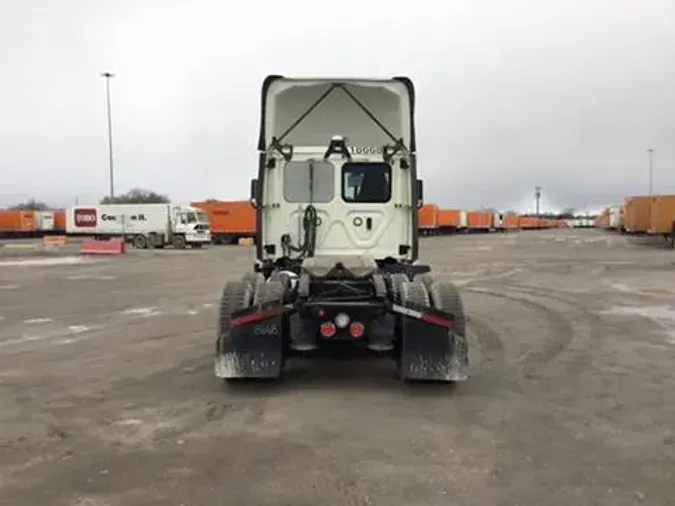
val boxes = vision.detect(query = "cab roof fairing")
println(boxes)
[256,76,417,155]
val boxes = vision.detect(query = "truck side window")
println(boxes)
[179,213,187,225]
[342,162,391,203]
[283,160,335,203]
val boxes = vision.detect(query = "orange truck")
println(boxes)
[466,211,492,232]
[418,204,439,235]
[648,195,675,238]
[54,210,66,232]
[191,200,256,244]
[623,196,650,234]
[595,209,610,228]
[438,209,463,233]
[0,210,36,236]
[518,216,537,230]
[0,209,68,237]
[504,213,519,230]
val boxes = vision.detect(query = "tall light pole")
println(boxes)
[100,72,116,199]
[535,186,542,216]
[646,148,654,196]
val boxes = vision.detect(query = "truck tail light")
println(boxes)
[320,322,336,338]
[349,322,365,338]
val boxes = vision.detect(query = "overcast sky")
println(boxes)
[1,0,673,213]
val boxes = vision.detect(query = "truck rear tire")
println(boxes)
[429,282,466,338]
[389,273,409,303]
[428,281,469,376]
[217,280,256,384]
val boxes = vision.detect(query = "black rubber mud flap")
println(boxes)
[216,303,285,379]
[397,280,465,382]
[398,303,457,381]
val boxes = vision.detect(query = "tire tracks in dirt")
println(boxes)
[462,281,601,380]
[502,282,606,367]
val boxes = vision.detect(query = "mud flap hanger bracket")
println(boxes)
[265,82,411,166]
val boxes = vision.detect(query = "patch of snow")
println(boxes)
[599,304,675,345]
[0,256,89,267]
[600,305,675,320]
[23,318,53,324]
[604,281,633,293]
[67,274,116,281]
[68,325,90,334]
[123,307,162,317]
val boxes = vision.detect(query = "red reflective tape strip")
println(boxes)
[391,303,452,329]
[230,307,286,328]
[420,313,452,329]
[230,313,266,328]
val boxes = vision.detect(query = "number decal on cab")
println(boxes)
[348,146,383,156]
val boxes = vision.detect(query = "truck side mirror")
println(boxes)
[415,179,424,209]
[250,179,260,209]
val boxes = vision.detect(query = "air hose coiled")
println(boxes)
[281,204,317,259]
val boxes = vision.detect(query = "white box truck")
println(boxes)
[65,203,211,249]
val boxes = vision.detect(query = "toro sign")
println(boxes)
[74,208,97,227]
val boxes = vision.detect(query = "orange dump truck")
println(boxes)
[0,210,36,236]
[648,195,675,237]
[418,204,439,235]
[438,209,462,233]
[466,211,492,232]
[191,200,256,244]
[623,196,650,234]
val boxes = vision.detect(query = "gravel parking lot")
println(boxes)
[1,228,674,506]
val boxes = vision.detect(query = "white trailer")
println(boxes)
[492,212,506,231]
[65,203,211,249]
[459,210,468,228]
[608,206,622,230]
[35,211,56,232]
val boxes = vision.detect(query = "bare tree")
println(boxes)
[100,188,170,205]
[10,198,51,211]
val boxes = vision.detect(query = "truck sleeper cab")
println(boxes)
[216,76,469,384]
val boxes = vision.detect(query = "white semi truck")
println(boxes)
[65,203,211,249]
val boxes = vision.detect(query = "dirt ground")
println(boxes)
[1,228,674,506]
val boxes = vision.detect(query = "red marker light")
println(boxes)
[349,322,365,338]
[320,322,336,338]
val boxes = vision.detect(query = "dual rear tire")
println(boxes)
[396,274,468,382]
